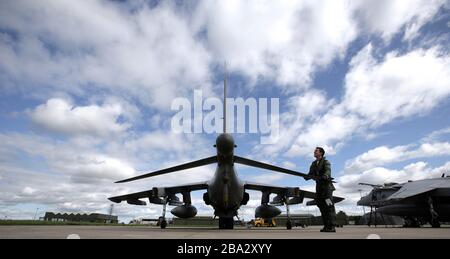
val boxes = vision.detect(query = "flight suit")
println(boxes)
[308,158,337,231]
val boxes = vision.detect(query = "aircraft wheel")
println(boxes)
[160,220,167,229]
[286,220,292,230]
[404,217,421,228]
[431,219,441,228]
[219,217,234,229]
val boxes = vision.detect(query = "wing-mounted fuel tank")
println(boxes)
[171,204,198,218]
[171,192,198,218]
[255,204,281,218]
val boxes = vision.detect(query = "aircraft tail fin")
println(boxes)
[223,62,227,134]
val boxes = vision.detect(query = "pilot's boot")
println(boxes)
[328,202,337,232]
[320,224,336,232]
[320,205,336,233]
[320,218,331,232]
[320,222,336,232]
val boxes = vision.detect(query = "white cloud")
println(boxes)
[343,44,450,126]
[281,161,296,169]
[261,43,450,158]
[423,127,450,142]
[0,128,215,221]
[193,0,357,89]
[325,134,450,210]
[0,0,212,109]
[344,142,450,174]
[22,186,36,195]
[54,155,136,184]
[353,0,446,41]
[29,98,130,137]
[1,0,447,109]
[247,173,287,184]
[253,89,335,158]
[338,161,450,193]
[285,106,360,157]
[191,0,447,90]
[0,133,136,183]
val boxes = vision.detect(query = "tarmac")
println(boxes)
[1,225,450,239]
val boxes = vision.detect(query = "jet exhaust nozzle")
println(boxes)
[171,204,198,219]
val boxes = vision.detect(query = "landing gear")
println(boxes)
[403,217,421,228]
[160,197,168,229]
[428,197,440,228]
[430,219,441,228]
[285,199,292,230]
[286,220,292,230]
[368,206,377,227]
[219,217,234,229]
[160,219,167,229]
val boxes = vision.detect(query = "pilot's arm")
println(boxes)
[321,160,332,181]
[306,162,315,181]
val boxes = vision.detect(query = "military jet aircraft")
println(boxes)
[357,175,450,228]
[357,182,402,226]
[109,74,344,229]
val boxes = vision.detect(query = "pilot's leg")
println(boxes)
[428,197,440,228]
[328,203,336,230]
[317,197,329,231]
[326,190,337,231]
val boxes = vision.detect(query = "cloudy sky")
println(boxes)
[1,0,450,222]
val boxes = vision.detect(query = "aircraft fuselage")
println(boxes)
[207,133,245,218]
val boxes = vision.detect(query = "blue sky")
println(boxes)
[1,0,450,222]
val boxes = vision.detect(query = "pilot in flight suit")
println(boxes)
[308,147,337,232]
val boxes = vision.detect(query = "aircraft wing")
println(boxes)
[243,182,345,201]
[108,189,154,205]
[244,182,303,197]
[108,181,209,205]
[115,156,217,183]
[387,178,450,200]
[305,196,345,206]
[152,182,209,196]
[244,181,345,205]
[234,156,318,180]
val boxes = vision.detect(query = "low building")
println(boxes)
[274,214,316,226]
[275,212,361,227]
[172,216,219,226]
[44,212,118,224]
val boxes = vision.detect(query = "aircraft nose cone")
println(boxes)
[216,134,235,155]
